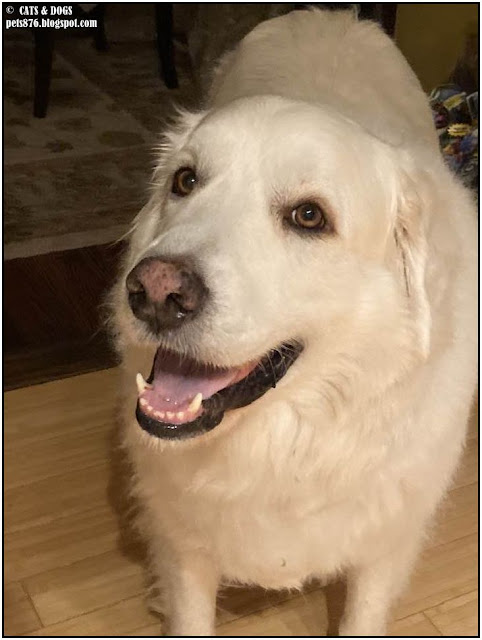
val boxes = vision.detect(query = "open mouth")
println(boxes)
[135,341,303,440]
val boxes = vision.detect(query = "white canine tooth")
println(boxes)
[166,411,175,420]
[136,373,152,394]
[187,393,203,414]
[176,411,185,420]
[155,411,165,419]
[147,405,154,412]
[139,398,148,407]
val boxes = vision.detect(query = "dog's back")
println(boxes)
[210,9,438,150]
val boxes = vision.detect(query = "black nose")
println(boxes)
[126,257,209,333]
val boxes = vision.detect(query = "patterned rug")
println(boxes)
[4,37,153,165]
[4,9,198,259]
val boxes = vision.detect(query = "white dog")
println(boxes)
[111,9,477,636]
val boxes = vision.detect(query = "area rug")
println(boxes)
[4,37,153,165]
[4,12,197,259]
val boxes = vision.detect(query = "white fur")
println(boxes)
[111,10,477,636]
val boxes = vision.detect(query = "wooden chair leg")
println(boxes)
[33,29,54,118]
[92,3,108,52]
[155,3,178,89]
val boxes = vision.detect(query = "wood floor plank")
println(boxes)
[5,428,112,491]
[4,370,120,494]
[429,483,477,548]
[4,505,119,583]
[394,533,478,620]
[389,612,441,636]
[23,550,145,627]
[449,402,477,490]
[27,595,159,637]
[5,464,110,534]
[124,623,163,636]
[424,590,478,637]
[466,399,478,441]
[4,582,42,636]
[451,438,478,490]
[4,368,119,439]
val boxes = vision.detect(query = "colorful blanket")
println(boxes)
[430,84,478,192]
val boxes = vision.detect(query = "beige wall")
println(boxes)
[395,3,478,91]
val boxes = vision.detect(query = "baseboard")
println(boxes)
[5,242,125,389]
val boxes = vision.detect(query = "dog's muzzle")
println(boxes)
[126,257,304,441]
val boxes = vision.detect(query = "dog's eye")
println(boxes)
[291,203,325,230]
[172,167,197,196]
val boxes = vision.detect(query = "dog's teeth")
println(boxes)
[136,373,144,395]
[176,411,185,420]
[187,393,203,414]
[154,411,165,419]
[147,405,154,412]
[166,411,175,420]
[136,373,152,394]
[139,398,148,407]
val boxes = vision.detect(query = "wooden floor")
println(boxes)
[4,369,478,637]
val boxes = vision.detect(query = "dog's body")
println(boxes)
[112,10,477,636]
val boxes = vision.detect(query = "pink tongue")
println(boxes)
[143,349,257,414]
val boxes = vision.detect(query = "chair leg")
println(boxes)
[33,29,54,118]
[358,3,377,21]
[155,3,178,89]
[92,4,108,52]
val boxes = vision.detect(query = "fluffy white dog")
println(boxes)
[111,9,477,636]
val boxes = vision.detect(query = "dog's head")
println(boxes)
[113,96,436,442]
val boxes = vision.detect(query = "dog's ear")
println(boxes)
[391,168,432,359]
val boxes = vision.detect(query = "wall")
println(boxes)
[395,3,478,91]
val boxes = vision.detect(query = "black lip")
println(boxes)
[135,341,303,441]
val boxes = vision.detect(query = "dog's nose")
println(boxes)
[126,257,208,332]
